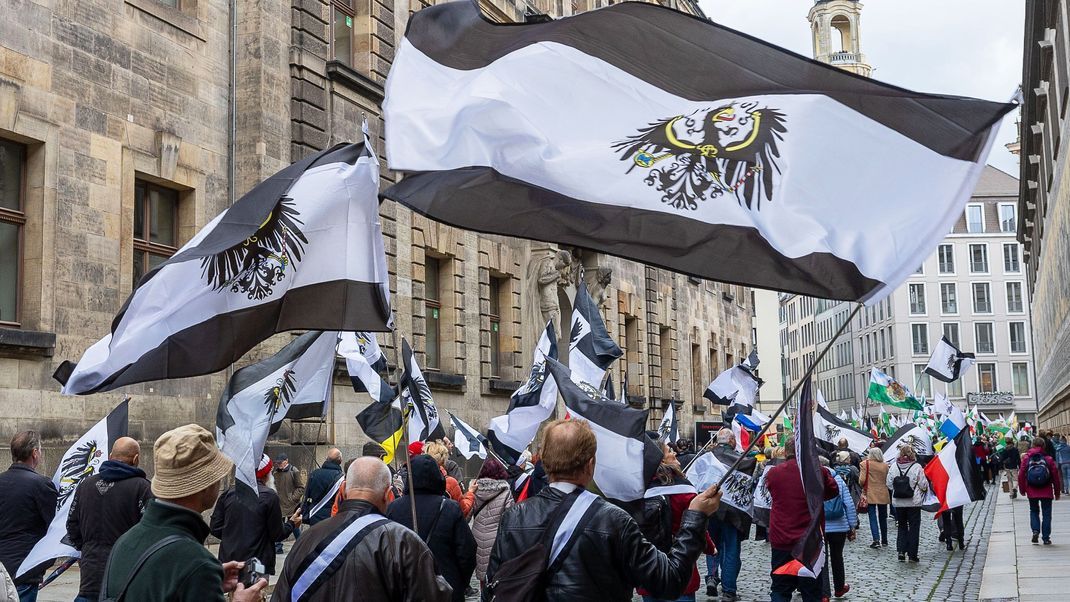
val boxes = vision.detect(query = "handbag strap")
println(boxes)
[470,487,506,522]
[544,489,600,573]
[422,499,448,546]
[99,534,186,601]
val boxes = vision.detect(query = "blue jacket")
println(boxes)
[1055,441,1070,465]
[824,468,857,533]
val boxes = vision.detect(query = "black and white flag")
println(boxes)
[17,400,129,577]
[924,336,976,383]
[383,1,1012,303]
[338,332,391,403]
[704,363,761,407]
[401,338,445,443]
[449,412,488,460]
[56,139,391,394]
[568,282,622,389]
[545,357,661,502]
[488,321,559,465]
[814,405,873,455]
[685,445,756,520]
[657,401,680,444]
[881,423,936,463]
[216,331,336,503]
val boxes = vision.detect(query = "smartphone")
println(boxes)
[239,557,266,588]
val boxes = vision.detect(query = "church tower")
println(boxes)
[808,0,873,77]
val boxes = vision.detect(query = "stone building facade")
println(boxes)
[1019,0,1070,435]
[0,0,749,472]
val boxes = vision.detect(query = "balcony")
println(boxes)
[830,51,862,64]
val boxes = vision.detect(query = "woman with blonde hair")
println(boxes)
[424,441,476,516]
[886,445,928,562]
[860,447,890,548]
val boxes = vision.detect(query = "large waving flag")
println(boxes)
[881,423,935,463]
[774,379,825,579]
[56,140,391,394]
[924,336,975,383]
[216,331,336,503]
[868,368,923,411]
[685,445,756,531]
[704,362,762,407]
[383,1,1012,303]
[924,427,985,517]
[488,322,559,465]
[814,405,872,455]
[17,400,129,578]
[545,357,661,502]
[568,282,623,389]
[449,412,488,460]
[400,338,445,443]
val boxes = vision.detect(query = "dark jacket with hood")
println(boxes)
[386,455,476,602]
[304,459,343,525]
[209,483,295,575]
[66,460,152,597]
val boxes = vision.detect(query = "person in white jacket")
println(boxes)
[0,561,17,602]
[887,445,929,562]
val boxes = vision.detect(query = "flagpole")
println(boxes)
[709,303,864,490]
[389,322,419,533]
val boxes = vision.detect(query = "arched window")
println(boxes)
[829,15,852,54]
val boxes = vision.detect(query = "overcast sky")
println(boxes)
[698,0,1024,175]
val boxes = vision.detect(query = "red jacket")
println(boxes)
[636,491,716,596]
[1018,450,1062,500]
[764,458,839,550]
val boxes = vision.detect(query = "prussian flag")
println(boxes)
[924,427,986,517]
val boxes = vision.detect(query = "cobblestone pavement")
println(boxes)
[677,483,999,602]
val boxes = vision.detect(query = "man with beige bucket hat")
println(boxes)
[101,424,268,601]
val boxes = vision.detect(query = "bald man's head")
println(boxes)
[326,448,343,464]
[345,456,392,511]
[110,437,141,467]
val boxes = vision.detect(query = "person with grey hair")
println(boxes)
[860,447,890,548]
[272,457,451,601]
[0,431,59,601]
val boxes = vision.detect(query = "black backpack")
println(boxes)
[891,464,915,499]
[1026,454,1052,488]
[632,495,673,552]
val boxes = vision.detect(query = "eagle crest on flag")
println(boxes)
[889,381,908,402]
[200,198,309,300]
[264,369,298,419]
[58,440,103,507]
[612,101,787,211]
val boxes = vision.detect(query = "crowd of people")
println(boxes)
[0,421,1065,602]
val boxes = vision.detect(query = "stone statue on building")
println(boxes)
[536,250,574,325]
[588,267,612,308]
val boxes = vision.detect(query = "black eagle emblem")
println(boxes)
[200,198,309,300]
[264,369,298,419]
[612,101,787,211]
[58,440,104,507]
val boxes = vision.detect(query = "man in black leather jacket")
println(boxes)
[484,419,721,601]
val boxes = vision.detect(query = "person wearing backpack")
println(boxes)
[484,419,722,602]
[820,457,856,599]
[636,441,717,602]
[1018,437,1062,545]
[999,441,1022,498]
[885,445,927,562]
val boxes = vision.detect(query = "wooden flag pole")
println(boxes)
[710,303,864,490]
[389,321,419,533]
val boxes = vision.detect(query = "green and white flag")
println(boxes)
[868,368,923,411]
